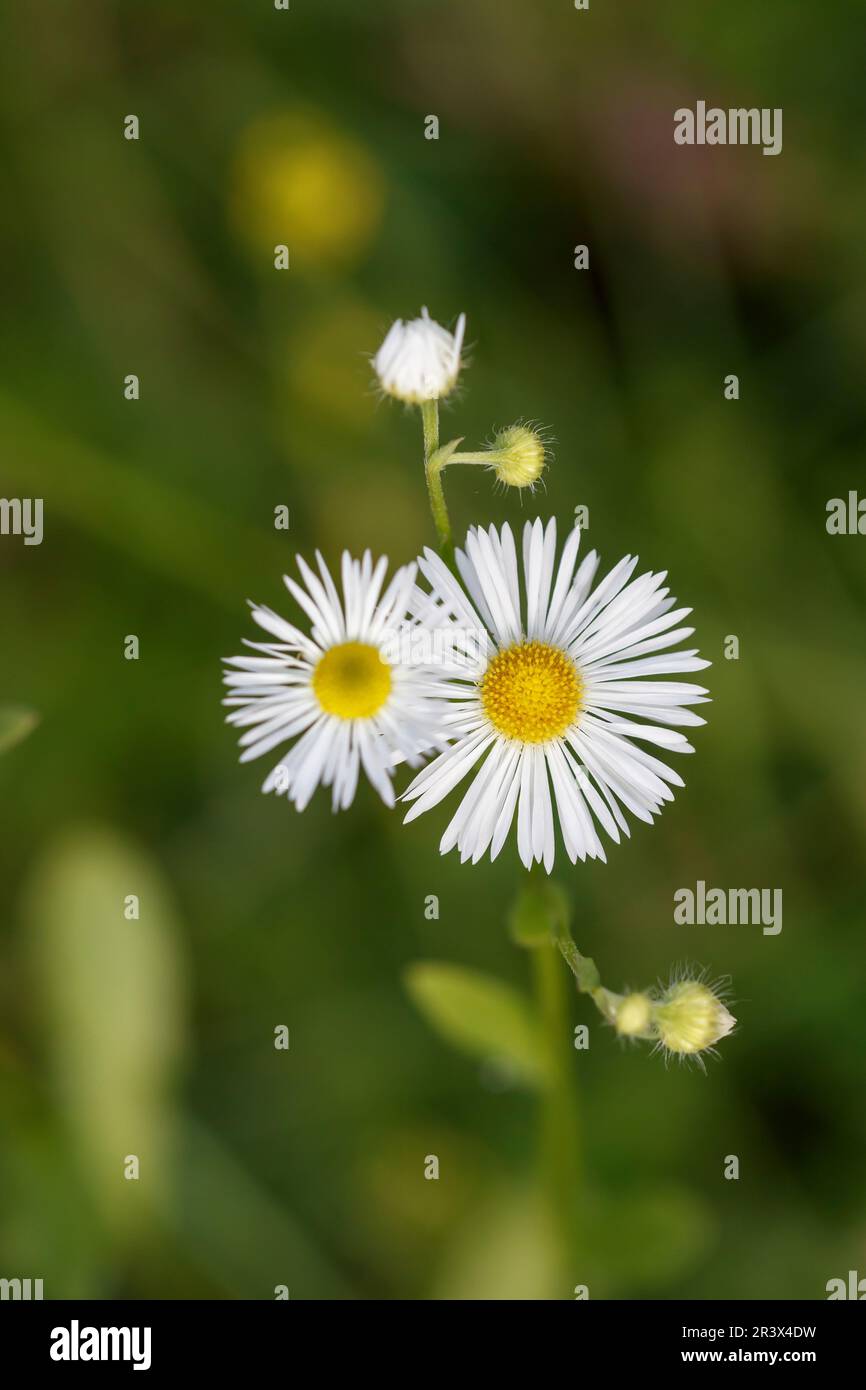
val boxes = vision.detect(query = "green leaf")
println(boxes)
[23,825,188,1239]
[405,960,543,1085]
[0,704,39,755]
[430,436,464,470]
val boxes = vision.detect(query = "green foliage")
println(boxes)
[0,0,863,1300]
[405,961,544,1085]
[0,705,38,755]
[23,827,187,1238]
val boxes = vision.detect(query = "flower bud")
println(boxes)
[653,978,736,1057]
[489,424,547,489]
[614,991,653,1038]
[373,307,465,404]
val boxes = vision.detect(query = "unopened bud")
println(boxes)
[489,424,548,489]
[614,991,653,1038]
[373,307,465,404]
[653,979,736,1057]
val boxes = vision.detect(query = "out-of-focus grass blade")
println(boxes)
[0,705,39,755]
[24,826,188,1239]
[165,1119,353,1300]
[0,391,289,611]
[433,1184,560,1300]
[405,960,544,1086]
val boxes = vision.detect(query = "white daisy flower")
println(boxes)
[373,307,466,404]
[402,518,711,872]
[223,550,443,812]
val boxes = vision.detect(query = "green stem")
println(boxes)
[533,940,581,1293]
[554,930,620,1025]
[420,399,454,560]
[444,451,495,466]
[421,396,439,459]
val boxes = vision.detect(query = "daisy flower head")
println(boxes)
[223,550,445,812]
[373,307,466,405]
[403,518,711,872]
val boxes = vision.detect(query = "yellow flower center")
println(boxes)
[312,641,391,719]
[480,640,582,744]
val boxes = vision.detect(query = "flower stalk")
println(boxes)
[510,873,581,1287]
[554,921,736,1063]
[420,400,456,562]
[533,936,581,1288]
[432,424,548,491]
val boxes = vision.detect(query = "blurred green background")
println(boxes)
[1,0,865,1300]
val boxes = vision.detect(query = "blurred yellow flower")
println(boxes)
[230,110,385,268]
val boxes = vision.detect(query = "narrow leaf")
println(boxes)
[405,960,543,1085]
